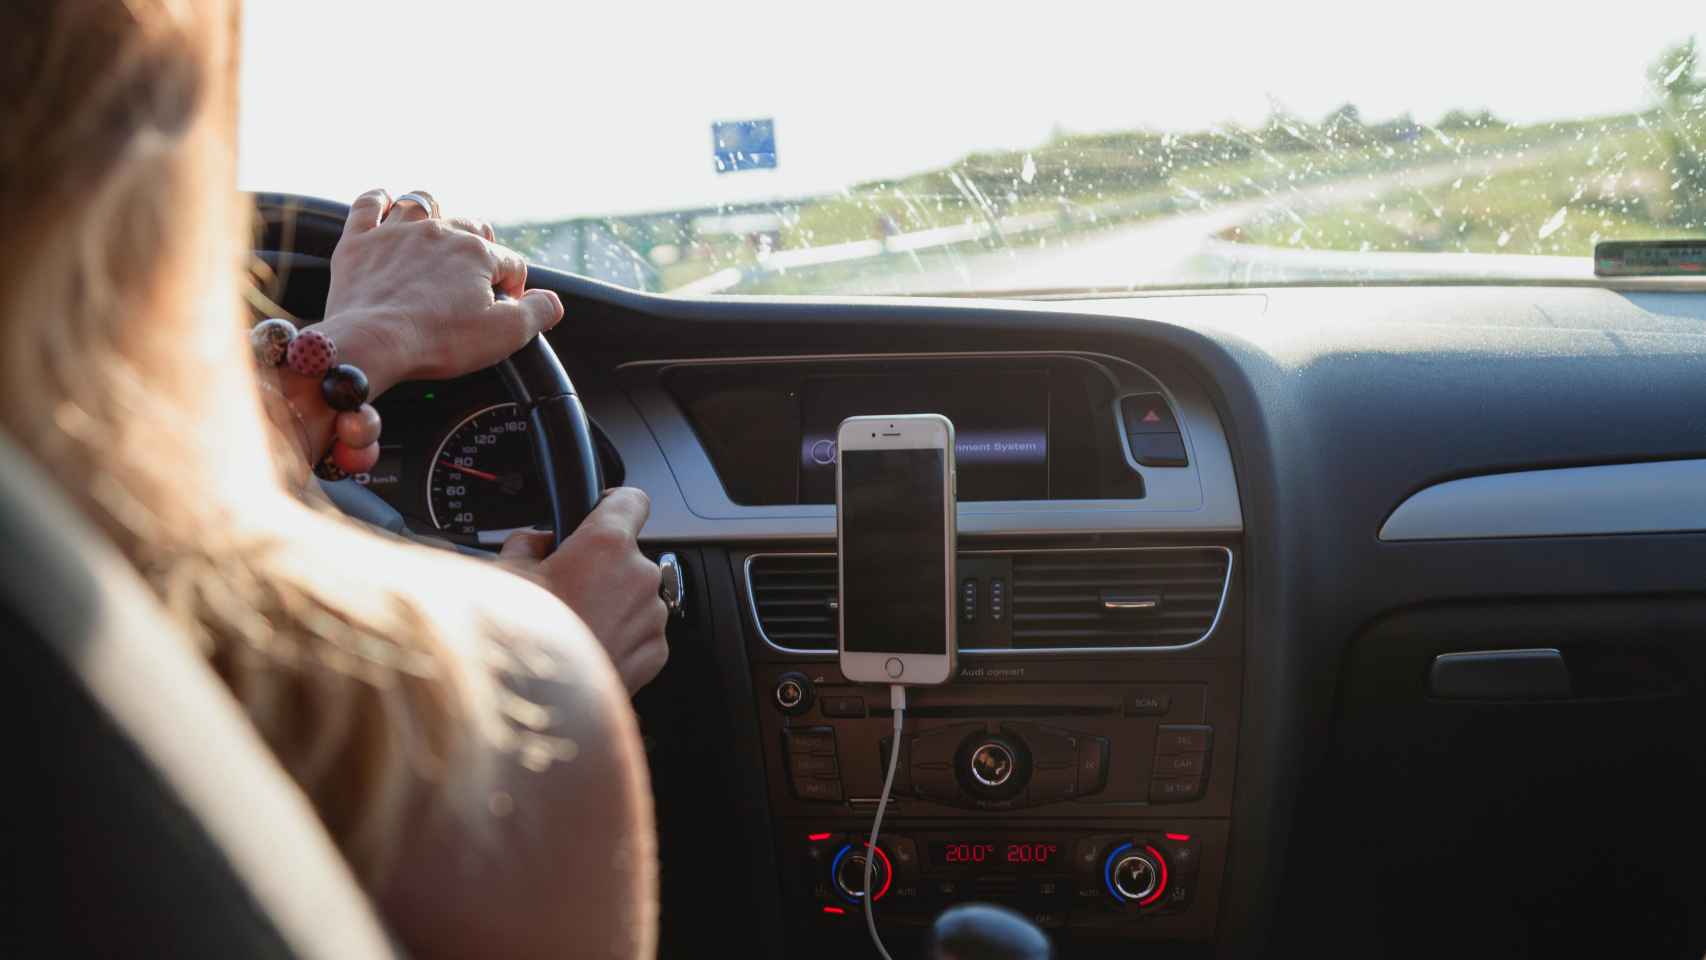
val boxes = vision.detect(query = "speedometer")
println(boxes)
[426,402,548,539]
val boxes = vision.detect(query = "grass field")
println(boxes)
[1228,117,1706,255]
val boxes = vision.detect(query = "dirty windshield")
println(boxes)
[238,2,1706,295]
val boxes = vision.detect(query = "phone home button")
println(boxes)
[884,657,905,679]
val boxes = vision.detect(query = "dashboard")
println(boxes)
[261,200,1706,960]
[363,373,553,547]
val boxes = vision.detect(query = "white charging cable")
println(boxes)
[863,684,907,960]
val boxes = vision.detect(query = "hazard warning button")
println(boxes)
[1119,394,1180,434]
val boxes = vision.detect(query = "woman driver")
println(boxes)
[1,1,663,956]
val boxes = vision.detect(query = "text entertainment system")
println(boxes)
[799,371,1049,503]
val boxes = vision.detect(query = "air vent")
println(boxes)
[1009,547,1230,649]
[747,554,838,651]
[745,547,1231,654]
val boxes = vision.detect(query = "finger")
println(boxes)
[384,190,436,224]
[341,188,391,239]
[446,216,495,242]
[483,288,563,353]
[584,487,651,541]
[498,528,553,562]
[490,243,529,298]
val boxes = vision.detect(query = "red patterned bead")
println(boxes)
[286,328,337,377]
[334,404,382,449]
[331,440,381,475]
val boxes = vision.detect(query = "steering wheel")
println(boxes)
[494,324,604,545]
[251,194,602,546]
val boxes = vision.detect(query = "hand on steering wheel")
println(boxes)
[313,188,600,537]
[317,187,565,399]
[305,189,665,689]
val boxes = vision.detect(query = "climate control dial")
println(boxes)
[1104,842,1169,906]
[832,842,893,903]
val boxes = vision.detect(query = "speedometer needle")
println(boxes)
[439,459,501,482]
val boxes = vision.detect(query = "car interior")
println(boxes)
[15,178,1703,957]
[13,7,1706,954]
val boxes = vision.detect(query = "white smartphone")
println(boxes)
[836,413,958,686]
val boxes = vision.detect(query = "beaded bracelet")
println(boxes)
[250,318,383,481]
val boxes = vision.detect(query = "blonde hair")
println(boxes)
[0,0,491,884]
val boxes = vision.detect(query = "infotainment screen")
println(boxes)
[799,371,1049,503]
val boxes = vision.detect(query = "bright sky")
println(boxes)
[237,0,1703,224]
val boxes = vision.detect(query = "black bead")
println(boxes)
[320,364,369,412]
[313,457,348,481]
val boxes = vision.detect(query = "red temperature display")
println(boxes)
[931,840,1061,868]
[1005,842,1060,865]
[942,843,996,864]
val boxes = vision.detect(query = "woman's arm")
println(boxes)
[363,552,658,959]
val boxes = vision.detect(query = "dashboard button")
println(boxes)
[786,727,837,755]
[1075,736,1110,795]
[1075,836,1115,873]
[1120,394,1180,434]
[1123,688,1172,716]
[1128,432,1188,467]
[1029,762,1077,803]
[791,754,839,777]
[1150,776,1204,803]
[1153,751,1207,778]
[1028,877,1070,906]
[794,777,845,803]
[820,695,866,718]
[1155,725,1212,754]
[775,673,813,715]
[887,836,919,874]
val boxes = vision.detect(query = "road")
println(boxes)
[765,147,1575,295]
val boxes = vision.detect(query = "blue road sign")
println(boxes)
[712,119,777,173]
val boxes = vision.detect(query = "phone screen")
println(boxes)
[840,448,948,655]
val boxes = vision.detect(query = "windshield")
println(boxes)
[239,2,1706,296]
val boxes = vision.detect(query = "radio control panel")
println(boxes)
[754,659,1241,945]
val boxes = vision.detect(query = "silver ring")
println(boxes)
[392,191,438,218]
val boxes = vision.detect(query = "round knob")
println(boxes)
[656,551,685,618]
[956,732,1028,800]
[774,671,812,715]
[1104,843,1168,905]
[969,741,1016,787]
[832,843,893,903]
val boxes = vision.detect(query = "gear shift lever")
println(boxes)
[925,904,1053,960]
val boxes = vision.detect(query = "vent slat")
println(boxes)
[1012,590,1220,603]
[748,554,839,651]
[748,549,1228,652]
[1008,547,1228,649]
[1010,576,1221,589]
[1012,610,1214,623]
